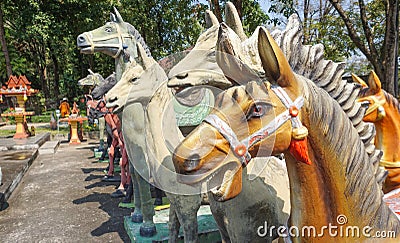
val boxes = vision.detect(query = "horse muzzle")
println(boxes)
[77,33,93,53]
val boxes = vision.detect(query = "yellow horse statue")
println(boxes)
[353,71,400,194]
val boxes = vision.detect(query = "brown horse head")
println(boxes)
[173,27,305,201]
[353,71,386,122]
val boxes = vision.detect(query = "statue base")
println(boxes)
[124,205,221,242]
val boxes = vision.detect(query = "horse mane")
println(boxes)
[302,79,399,228]
[383,89,400,113]
[126,23,152,58]
[271,15,385,185]
[91,72,117,99]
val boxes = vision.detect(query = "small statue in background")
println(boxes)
[59,98,70,118]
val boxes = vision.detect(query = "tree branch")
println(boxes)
[358,0,381,63]
[328,0,370,57]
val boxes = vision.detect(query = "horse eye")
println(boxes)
[252,105,264,117]
[248,103,270,119]
[130,77,138,83]
[105,27,112,33]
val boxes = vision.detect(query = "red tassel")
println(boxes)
[289,137,312,165]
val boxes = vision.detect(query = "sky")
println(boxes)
[197,0,271,13]
[196,0,282,26]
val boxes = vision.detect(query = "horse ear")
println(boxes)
[225,2,247,41]
[88,69,95,75]
[136,43,153,70]
[216,23,259,85]
[351,73,368,88]
[113,7,124,23]
[205,10,219,28]
[258,27,295,88]
[367,70,381,94]
[110,13,117,22]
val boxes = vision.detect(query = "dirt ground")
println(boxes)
[0,139,131,242]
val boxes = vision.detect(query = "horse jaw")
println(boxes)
[210,166,243,201]
[168,70,231,90]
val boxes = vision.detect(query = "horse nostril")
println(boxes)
[109,96,118,103]
[77,35,86,43]
[183,154,201,171]
[176,73,189,79]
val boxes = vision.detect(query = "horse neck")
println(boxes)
[283,84,399,239]
[115,39,137,81]
[374,102,400,164]
[147,82,185,161]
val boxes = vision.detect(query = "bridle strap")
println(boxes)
[203,86,305,165]
[364,95,386,116]
[204,114,252,165]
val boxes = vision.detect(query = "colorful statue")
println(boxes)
[172,15,399,241]
[353,71,400,194]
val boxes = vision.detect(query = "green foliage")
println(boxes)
[118,0,207,59]
[1,107,15,124]
[241,0,270,35]
[0,0,208,103]
[30,114,51,123]
[268,0,297,26]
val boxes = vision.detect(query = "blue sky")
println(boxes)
[197,0,271,13]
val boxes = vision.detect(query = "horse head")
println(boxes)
[353,71,386,122]
[78,69,105,86]
[91,72,117,99]
[167,3,249,90]
[86,94,108,124]
[105,42,165,113]
[77,7,134,59]
[172,27,305,202]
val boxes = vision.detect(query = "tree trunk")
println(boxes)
[232,0,242,20]
[381,0,399,96]
[211,0,223,22]
[48,43,60,99]
[50,52,60,99]
[0,5,12,77]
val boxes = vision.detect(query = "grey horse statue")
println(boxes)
[77,8,207,240]
[77,8,158,237]
[78,70,116,151]
[78,69,106,87]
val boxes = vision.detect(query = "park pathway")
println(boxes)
[0,138,130,242]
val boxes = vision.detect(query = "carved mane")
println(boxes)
[126,23,152,58]
[271,15,385,184]
[383,90,400,113]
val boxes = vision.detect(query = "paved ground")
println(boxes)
[0,139,130,242]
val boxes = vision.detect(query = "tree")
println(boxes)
[207,0,270,35]
[0,4,12,77]
[328,0,399,96]
[118,0,207,59]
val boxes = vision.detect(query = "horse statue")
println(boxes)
[78,69,106,86]
[86,95,130,199]
[168,4,290,242]
[77,8,210,240]
[78,70,116,151]
[172,14,400,242]
[353,71,400,194]
[105,4,282,242]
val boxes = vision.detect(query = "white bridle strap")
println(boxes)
[204,114,252,164]
[203,86,304,165]
[241,95,304,149]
